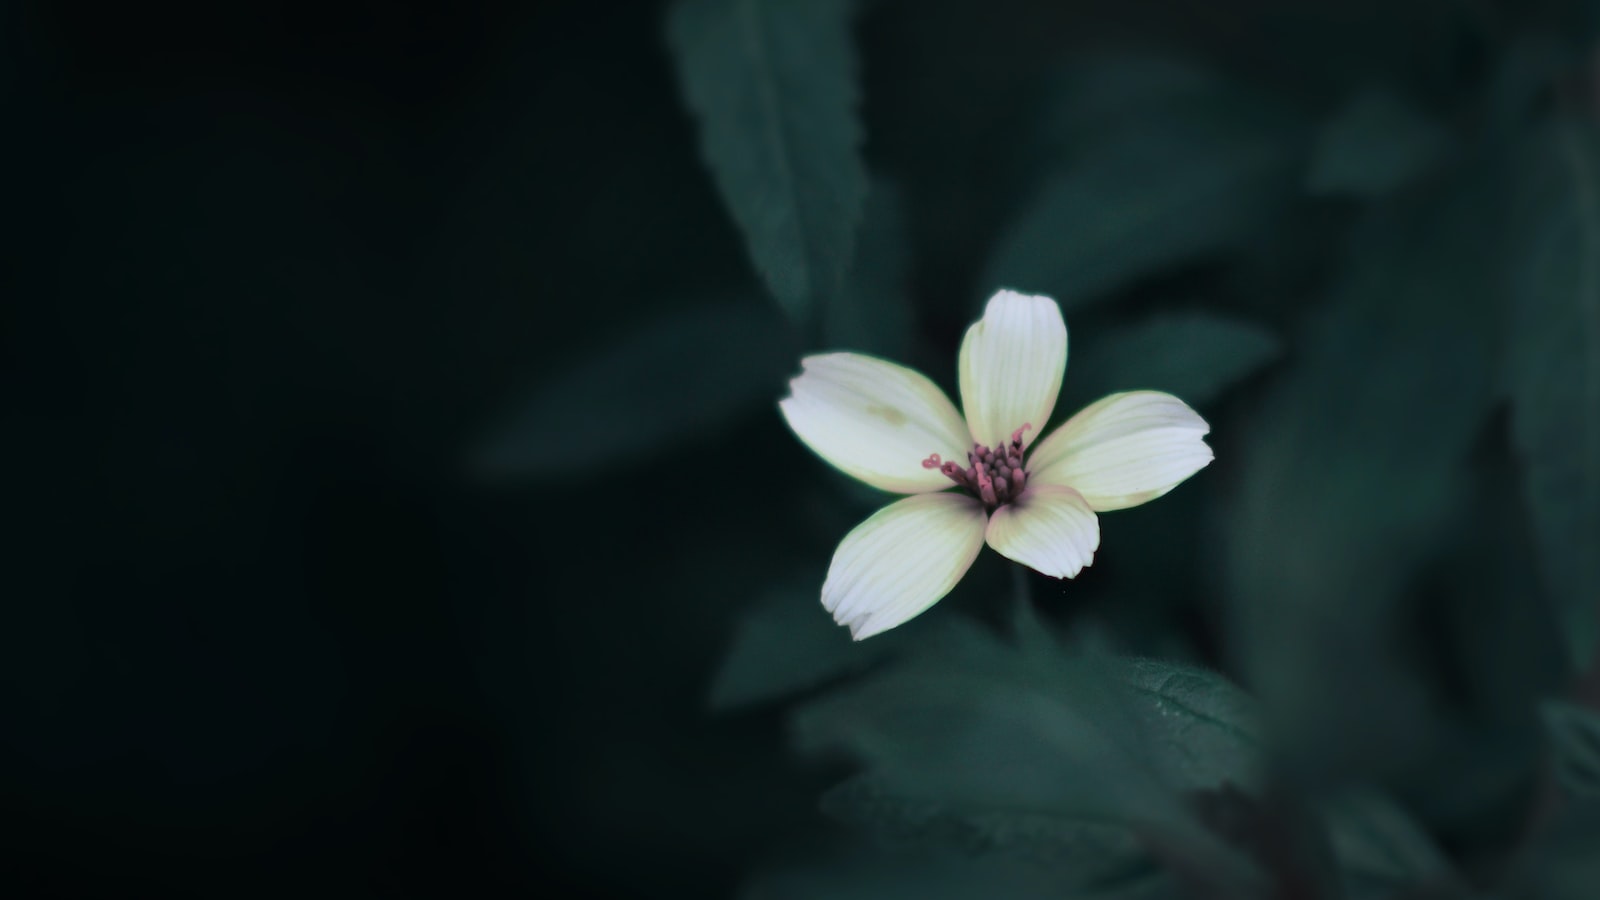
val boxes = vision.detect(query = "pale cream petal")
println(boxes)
[958,289,1068,450]
[1027,391,1212,511]
[779,353,973,494]
[984,484,1100,579]
[823,492,988,640]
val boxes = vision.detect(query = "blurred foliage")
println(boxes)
[1542,701,1600,797]
[1319,789,1466,898]
[624,0,1600,894]
[473,300,797,479]
[1306,87,1453,196]
[982,64,1307,316]
[1058,312,1282,410]
[1507,118,1600,671]
[457,0,1600,893]
[790,613,1271,897]
[14,0,1600,896]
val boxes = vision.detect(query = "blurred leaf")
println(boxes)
[1033,53,1230,154]
[1506,119,1600,670]
[710,582,874,712]
[1220,162,1505,780]
[1542,701,1600,797]
[666,0,867,325]
[1485,33,1576,136]
[710,576,957,713]
[1063,312,1282,411]
[984,91,1305,313]
[1395,438,1570,845]
[471,301,795,480]
[1307,88,1451,196]
[823,179,913,358]
[1320,789,1464,898]
[792,623,1268,895]
[1500,799,1600,900]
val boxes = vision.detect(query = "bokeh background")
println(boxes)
[8,0,1600,896]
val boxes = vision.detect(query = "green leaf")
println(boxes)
[1062,312,1282,410]
[823,178,914,359]
[1116,659,1264,793]
[819,775,1152,886]
[1507,119,1600,670]
[1542,701,1600,797]
[984,93,1304,314]
[791,624,1268,894]
[1306,87,1451,196]
[1320,789,1463,899]
[666,0,868,325]
[1220,164,1505,777]
[471,301,795,480]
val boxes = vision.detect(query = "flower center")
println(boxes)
[922,424,1031,510]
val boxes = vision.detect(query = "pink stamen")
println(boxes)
[973,459,998,507]
[923,423,1033,509]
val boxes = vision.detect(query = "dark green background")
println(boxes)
[7,0,1600,897]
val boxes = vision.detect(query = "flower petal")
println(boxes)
[823,492,988,640]
[985,484,1100,578]
[1027,391,1213,511]
[780,352,973,494]
[958,289,1068,450]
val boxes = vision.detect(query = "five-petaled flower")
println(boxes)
[779,289,1213,639]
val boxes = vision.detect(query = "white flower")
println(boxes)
[779,289,1213,639]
